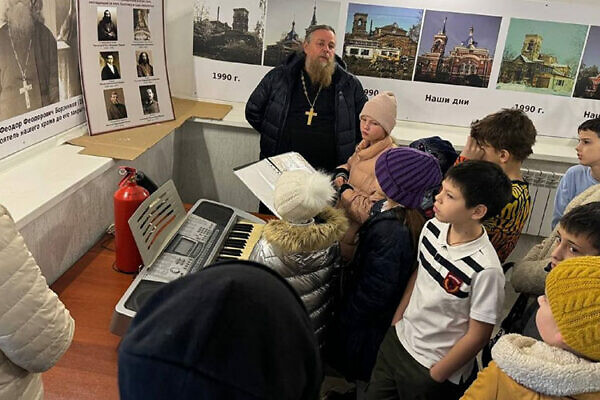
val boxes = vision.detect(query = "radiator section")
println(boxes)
[521,169,563,237]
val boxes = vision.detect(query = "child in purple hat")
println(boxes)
[329,147,442,392]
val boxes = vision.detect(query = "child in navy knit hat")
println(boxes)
[409,136,458,218]
[330,147,442,392]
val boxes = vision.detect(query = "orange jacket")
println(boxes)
[461,362,600,400]
[461,335,600,400]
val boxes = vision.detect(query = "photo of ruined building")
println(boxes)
[193,0,265,65]
[342,4,422,80]
[414,10,501,88]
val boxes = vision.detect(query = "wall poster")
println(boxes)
[191,0,600,139]
[0,0,85,161]
[78,0,174,135]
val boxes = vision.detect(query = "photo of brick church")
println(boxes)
[414,10,501,88]
[573,26,600,100]
[342,4,423,80]
[497,18,587,97]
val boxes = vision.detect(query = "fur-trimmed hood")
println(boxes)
[249,206,348,348]
[263,206,348,254]
[492,334,600,397]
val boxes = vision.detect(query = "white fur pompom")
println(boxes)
[274,169,335,223]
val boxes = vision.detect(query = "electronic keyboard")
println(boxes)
[110,180,264,336]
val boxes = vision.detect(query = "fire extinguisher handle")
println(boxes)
[118,166,138,187]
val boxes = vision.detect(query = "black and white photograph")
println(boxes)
[139,84,159,114]
[135,50,153,77]
[263,0,340,67]
[193,0,265,65]
[0,0,82,121]
[103,87,127,120]
[133,8,150,41]
[97,6,117,41]
[99,51,121,80]
[80,0,174,135]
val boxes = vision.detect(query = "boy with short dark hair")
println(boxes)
[513,187,600,297]
[521,201,600,339]
[366,160,512,400]
[552,117,600,229]
[458,108,537,263]
[497,200,600,345]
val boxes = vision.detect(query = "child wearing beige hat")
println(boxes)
[334,91,397,262]
[461,256,600,400]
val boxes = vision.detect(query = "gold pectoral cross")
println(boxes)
[20,78,32,109]
[305,107,317,125]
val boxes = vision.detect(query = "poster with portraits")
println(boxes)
[77,0,173,135]
[192,0,600,139]
[0,0,85,161]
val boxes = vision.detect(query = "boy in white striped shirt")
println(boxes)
[367,160,513,400]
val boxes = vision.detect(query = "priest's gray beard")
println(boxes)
[6,1,34,43]
[305,56,335,88]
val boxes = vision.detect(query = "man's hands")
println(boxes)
[460,136,485,160]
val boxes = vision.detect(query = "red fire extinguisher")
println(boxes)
[114,166,149,273]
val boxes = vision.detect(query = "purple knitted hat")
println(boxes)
[375,147,442,208]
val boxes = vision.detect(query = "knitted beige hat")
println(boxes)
[273,170,335,223]
[360,91,397,134]
[546,256,600,361]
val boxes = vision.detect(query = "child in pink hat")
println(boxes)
[334,91,397,262]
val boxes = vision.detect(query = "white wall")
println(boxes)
[19,134,175,284]
[1,0,590,284]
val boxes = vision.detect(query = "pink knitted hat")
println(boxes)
[360,91,397,134]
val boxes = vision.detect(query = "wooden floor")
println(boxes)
[41,210,274,399]
[43,236,132,400]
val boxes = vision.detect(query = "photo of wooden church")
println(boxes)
[262,0,340,67]
[497,18,587,96]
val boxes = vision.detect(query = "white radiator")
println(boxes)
[521,169,563,237]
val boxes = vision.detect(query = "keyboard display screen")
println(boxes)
[172,236,194,256]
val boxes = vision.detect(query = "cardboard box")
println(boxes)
[68,98,232,160]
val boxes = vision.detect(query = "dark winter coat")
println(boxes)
[334,201,418,381]
[245,52,368,165]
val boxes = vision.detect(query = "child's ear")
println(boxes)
[499,149,511,163]
[471,204,487,220]
[554,331,571,350]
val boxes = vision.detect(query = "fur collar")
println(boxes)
[492,334,600,396]
[355,136,394,161]
[263,207,348,254]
